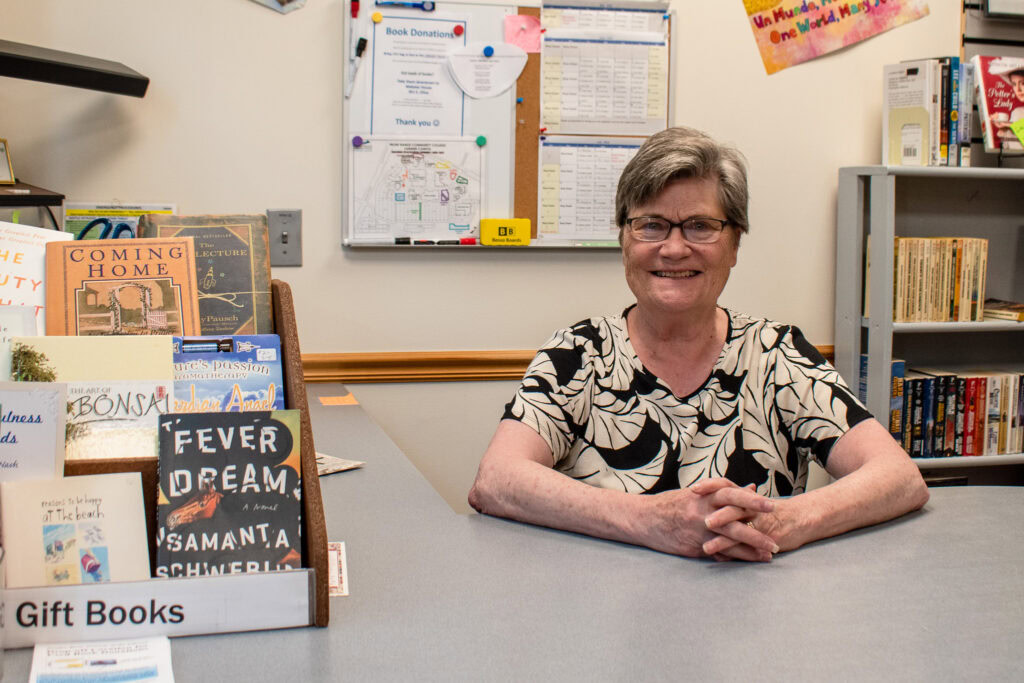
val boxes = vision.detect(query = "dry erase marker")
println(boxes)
[414,239,435,245]
[437,239,460,245]
[395,237,411,245]
[344,37,368,99]
[459,237,477,245]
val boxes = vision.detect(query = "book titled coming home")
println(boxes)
[44,237,201,336]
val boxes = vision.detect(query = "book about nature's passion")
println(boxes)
[44,237,201,336]
[0,220,73,334]
[155,410,303,578]
[0,472,151,588]
[137,214,272,335]
[11,336,175,460]
[171,335,285,413]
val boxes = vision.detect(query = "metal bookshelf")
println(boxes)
[835,165,1024,470]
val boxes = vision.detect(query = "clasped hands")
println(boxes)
[650,478,781,562]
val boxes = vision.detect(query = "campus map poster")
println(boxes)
[349,138,483,244]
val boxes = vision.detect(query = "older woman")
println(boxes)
[468,126,928,562]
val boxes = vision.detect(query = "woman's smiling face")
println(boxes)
[622,176,739,320]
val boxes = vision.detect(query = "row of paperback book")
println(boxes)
[0,217,306,589]
[862,357,1024,458]
[882,54,1024,166]
[891,237,988,323]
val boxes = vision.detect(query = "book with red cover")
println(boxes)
[971,55,1024,156]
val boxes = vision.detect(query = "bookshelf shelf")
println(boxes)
[913,453,1024,469]
[859,320,1024,333]
[836,166,1024,478]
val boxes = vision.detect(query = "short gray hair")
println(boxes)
[615,127,750,238]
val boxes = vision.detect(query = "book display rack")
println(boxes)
[835,166,1024,482]
[4,280,329,648]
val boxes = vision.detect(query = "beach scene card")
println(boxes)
[743,0,930,75]
[0,381,66,481]
[1,472,151,588]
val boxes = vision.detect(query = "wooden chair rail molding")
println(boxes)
[302,346,836,384]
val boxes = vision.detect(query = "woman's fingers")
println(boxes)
[702,520,779,556]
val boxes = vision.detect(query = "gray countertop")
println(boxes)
[6,383,1023,681]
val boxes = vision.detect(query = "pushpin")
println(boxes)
[483,45,494,57]
[372,11,383,22]
[453,24,464,36]
[663,13,670,19]
[476,135,487,147]
[539,127,547,133]
[516,97,523,103]
[353,135,369,148]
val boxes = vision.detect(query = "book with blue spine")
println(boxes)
[172,335,285,413]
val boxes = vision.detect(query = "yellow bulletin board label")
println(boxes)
[480,218,531,246]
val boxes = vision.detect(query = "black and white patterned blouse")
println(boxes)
[503,307,871,497]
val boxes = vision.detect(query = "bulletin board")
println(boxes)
[342,0,674,248]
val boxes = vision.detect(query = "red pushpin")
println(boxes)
[453,24,464,36]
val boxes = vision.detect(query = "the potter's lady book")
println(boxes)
[155,410,303,577]
[44,237,201,336]
[0,472,151,587]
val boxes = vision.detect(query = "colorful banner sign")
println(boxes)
[743,0,930,75]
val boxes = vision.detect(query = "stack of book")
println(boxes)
[882,56,974,167]
[891,237,988,323]
[0,215,307,587]
[984,298,1024,322]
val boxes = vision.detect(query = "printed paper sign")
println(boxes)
[743,0,930,75]
[447,42,527,99]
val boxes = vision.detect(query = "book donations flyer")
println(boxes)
[743,0,930,74]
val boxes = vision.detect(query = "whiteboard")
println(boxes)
[343,2,516,246]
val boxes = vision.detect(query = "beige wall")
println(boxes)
[1,1,959,511]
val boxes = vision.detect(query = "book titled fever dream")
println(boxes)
[45,237,201,336]
[172,335,285,412]
[155,410,303,577]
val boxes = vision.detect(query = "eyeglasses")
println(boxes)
[624,216,730,244]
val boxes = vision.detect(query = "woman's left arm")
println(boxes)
[704,418,929,554]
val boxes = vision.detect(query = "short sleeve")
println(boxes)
[502,328,593,465]
[771,326,872,468]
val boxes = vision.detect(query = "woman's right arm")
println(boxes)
[468,419,778,560]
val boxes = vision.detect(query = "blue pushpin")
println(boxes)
[483,45,494,57]
[516,97,523,104]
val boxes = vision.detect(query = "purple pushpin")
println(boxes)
[483,45,494,57]
[353,135,368,148]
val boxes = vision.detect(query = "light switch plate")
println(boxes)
[268,209,302,266]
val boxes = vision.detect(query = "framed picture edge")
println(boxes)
[0,138,14,185]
